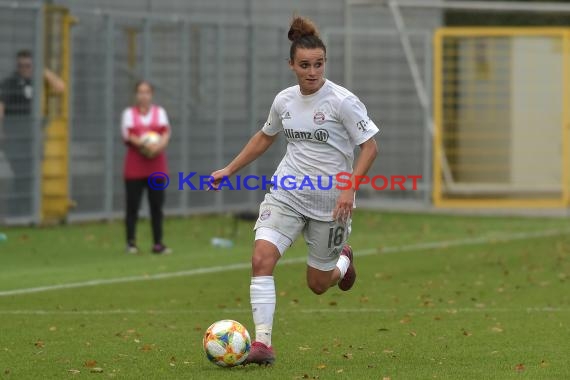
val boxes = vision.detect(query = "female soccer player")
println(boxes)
[210,16,379,364]
[122,80,172,255]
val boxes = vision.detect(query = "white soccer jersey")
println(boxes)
[261,79,380,221]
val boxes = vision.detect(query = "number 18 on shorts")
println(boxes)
[254,194,351,272]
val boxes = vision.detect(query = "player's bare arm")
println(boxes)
[333,137,378,222]
[126,134,144,148]
[210,130,277,189]
[44,68,65,94]
[127,133,155,158]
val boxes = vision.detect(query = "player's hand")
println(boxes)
[208,168,231,191]
[333,189,354,223]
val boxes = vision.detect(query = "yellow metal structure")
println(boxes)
[433,28,570,208]
[41,5,75,223]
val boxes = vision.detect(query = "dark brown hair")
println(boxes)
[134,80,153,93]
[16,49,32,59]
[288,16,326,61]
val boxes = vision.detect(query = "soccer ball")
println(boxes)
[141,131,161,145]
[203,320,251,367]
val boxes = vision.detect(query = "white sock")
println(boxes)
[336,255,350,279]
[250,276,275,347]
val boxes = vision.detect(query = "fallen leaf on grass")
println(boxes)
[336,369,344,373]
[84,360,97,368]
[409,331,417,337]
[383,349,394,354]
[140,344,154,352]
[90,367,103,373]
[383,377,392,380]
[300,375,320,379]
[514,363,525,372]
[49,326,57,332]
[342,353,353,359]
[316,364,326,369]
[34,340,45,348]
[491,326,504,333]
[359,296,369,303]
[540,360,549,368]
[298,346,311,351]
[462,329,472,337]
[67,369,80,375]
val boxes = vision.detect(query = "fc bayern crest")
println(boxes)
[259,208,271,221]
[313,111,326,125]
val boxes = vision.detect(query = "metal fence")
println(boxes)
[68,11,293,222]
[0,3,43,224]
[324,28,432,205]
[0,4,434,224]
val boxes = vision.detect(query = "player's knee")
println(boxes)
[251,245,279,275]
[307,280,328,295]
[251,252,267,271]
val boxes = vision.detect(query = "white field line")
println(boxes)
[0,307,567,316]
[0,228,568,297]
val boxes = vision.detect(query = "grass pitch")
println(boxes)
[0,210,569,379]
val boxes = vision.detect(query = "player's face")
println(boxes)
[17,57,33,79]
[290,48,326,95]
[135,83,153,108]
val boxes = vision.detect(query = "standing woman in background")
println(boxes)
[122,80,172,255]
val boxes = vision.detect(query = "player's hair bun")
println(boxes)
[288,16,319,42]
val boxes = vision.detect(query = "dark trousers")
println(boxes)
[125,179,165,246]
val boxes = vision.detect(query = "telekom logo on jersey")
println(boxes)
[147,172,422,191]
